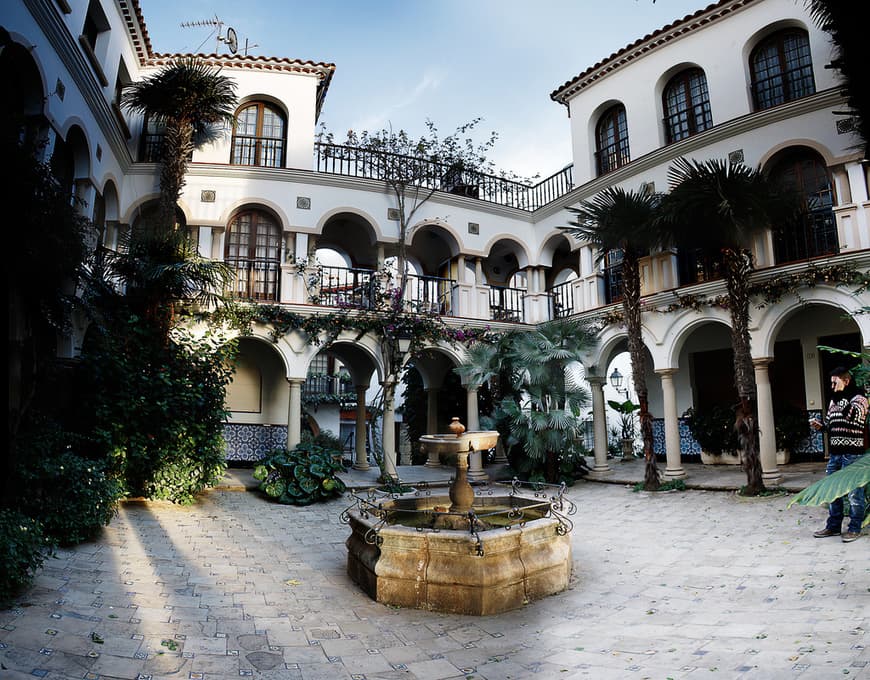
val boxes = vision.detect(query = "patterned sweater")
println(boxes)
[824,393,869,454]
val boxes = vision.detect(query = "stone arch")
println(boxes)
[759,139,837,170]
[221,198,290,232]
[316,207,383,242]
[0,32,48,145]
[482,235,531,287]
[659,308,733,369]
[319,210,380,269]
[409,220,462,276]
[752,287,870,358]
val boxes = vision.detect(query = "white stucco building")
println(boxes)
[4,0,868,483]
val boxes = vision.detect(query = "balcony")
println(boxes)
[314,142,573,211]
[549,280,575,319]
[318,266,378,309]
[302,373,356,408]
[489,285,525,322]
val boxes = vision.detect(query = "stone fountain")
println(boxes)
[343,419,575,615]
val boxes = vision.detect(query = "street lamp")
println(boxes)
[608,367,635,460]
[609,367,625,393]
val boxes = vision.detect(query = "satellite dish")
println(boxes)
[225,27,238,54]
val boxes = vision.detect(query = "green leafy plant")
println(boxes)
[253,443,347,505]
[774,404,814,455]
[76,326,235,505]
[789,454,870,527]
[0,509,48,605]
[608,399,639,440]
[683,405,739,456]
[633,479,686,493]
[14,450,122,546]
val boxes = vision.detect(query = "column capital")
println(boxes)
[286,377,305,386]
[654,368,678,377]
[752,357,774,369]
[587,375,606,387]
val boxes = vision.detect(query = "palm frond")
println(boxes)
[788,454,870,528]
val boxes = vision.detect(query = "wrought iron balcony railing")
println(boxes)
[314,142,573,212]
[489,285,525,322]
[549,280,575,319]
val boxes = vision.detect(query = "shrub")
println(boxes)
[15,451,122,545]
[78,326,235,504]
[684,405,739,455]
[253,443,347,505]
[0,509,48,605]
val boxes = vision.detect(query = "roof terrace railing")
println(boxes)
[314,142,573,212]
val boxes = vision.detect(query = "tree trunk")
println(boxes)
[622,253,660,490]
[723,248,764,495]
[158,122,194,230]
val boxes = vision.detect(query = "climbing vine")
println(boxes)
[652,262,868,316]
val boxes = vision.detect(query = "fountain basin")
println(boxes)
[345,492,572,615]
[419,430,499,455]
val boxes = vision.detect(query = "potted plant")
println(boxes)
[683,405,741,465]
[608,398,639,460]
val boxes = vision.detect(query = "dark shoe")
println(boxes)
[813,528,841,538]
[841,532,861,543]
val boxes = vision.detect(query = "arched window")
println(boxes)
[595,105,630,176]
[231,102,286,168]
[663,68,713,143]
[225,210,282,300]
[770,149,837,263]
[750,29,815,111]
[139,114,165,162]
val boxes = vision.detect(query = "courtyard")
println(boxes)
[1,463,867,680]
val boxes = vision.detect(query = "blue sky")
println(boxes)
[140,0,710,179]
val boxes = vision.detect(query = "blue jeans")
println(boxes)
[825,454,867,534]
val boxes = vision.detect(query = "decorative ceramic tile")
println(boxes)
[224,424,288,461]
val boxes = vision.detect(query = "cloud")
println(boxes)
[350,67,446,132]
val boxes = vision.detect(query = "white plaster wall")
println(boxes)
[563,0,841,187]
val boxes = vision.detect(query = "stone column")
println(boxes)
[286,378,304,450]
[657,369,686,480]
[464,385,488,479]
[381,381,398,479]
[426,388,439,434]
[466,386,480,431]
[754,358,781,485]
[353,385,369,470]
[588,376,611,476]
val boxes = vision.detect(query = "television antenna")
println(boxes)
[180,16,240,54]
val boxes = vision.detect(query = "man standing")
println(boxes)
[810,366,868,543]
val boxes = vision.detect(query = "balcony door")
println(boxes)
[225,210,281,301]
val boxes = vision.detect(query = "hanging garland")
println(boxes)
[653,262,868,316]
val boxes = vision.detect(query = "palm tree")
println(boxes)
[86,219,232,343]
[658,157,797,496]
[563,186,662,490]
[804,1,867,155]
[458,319,596,483]
[122,58,237,226]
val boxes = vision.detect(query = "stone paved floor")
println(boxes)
[2,465,868,680]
